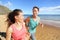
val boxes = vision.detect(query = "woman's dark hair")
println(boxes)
[33,6,39,11]
[6,9,23,27]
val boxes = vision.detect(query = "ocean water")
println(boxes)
[24,14,60,21]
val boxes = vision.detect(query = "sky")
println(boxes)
[0,0,60,14]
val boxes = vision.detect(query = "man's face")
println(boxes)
[33,8,39,17]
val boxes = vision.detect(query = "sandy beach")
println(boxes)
[36,24,60,40]
[0,15,60,40]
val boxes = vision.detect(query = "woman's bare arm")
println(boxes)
[6,27,12,40]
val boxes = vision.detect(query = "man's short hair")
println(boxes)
[33,6,39,11]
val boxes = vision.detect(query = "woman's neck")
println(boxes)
[16,22,21,25]
[14,21,23,30]
[15,20,24,25]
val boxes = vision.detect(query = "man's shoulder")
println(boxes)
[37,16,40,22]
[25,16,30,22]
[26,15,32,19]
[37,16,40,19]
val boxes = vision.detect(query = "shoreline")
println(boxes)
[41,19,60,28]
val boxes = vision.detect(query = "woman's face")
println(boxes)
[33,8,39,17]
[15,12,24,22]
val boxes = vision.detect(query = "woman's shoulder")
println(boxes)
[7,25,13,33]
[8,24,16,32]
[8,24,15,31]
[9,24,15,28]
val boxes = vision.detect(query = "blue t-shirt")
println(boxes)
[28,16,40,33]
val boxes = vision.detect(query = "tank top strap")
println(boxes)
[10,24,15,31]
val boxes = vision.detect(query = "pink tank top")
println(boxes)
[10,23,27,40]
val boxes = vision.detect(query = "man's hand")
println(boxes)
[41,24,44,28]
[40,22,44,28]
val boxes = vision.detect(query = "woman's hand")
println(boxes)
[25,32,30,40]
